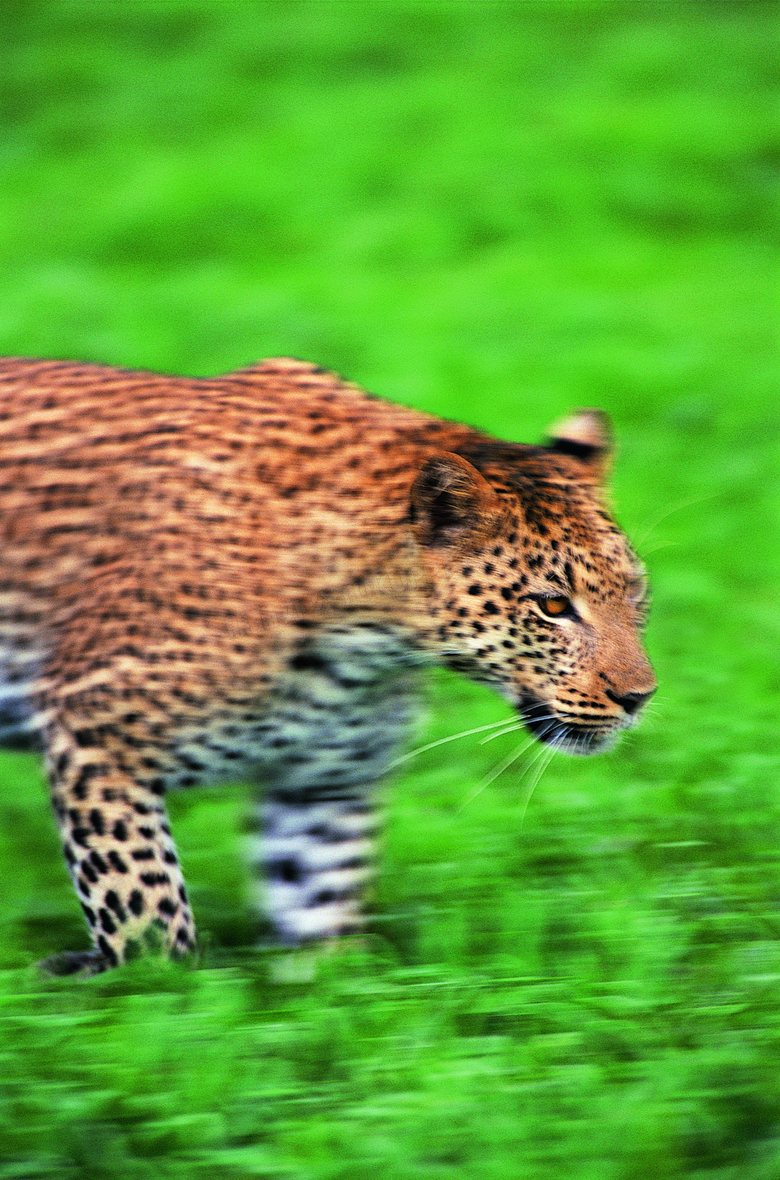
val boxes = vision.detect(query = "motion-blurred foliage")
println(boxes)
[0,2,779,1177]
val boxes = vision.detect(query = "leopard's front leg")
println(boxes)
[249,790,380,943]
[42,719,196,974]
[247,669,418,944]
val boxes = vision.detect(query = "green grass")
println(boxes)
[1,1,779,1176]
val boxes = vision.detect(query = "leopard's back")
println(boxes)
[0,357,433,746]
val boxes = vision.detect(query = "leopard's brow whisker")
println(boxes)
[633,492,717,549]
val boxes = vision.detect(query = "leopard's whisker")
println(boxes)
[458,733,538,810]
[478,722,524,745]
[389,716,516,768]
[518,744,556,831]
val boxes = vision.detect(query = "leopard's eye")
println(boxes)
[536,596,573,618]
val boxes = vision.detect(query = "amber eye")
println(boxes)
[537,596,573,618]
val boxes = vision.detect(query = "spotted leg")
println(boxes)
[41,720,196,975]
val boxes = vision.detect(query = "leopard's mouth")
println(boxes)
[518,693,617,757]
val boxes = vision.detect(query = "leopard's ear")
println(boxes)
[410,453,501,547]
[546,409,613,484]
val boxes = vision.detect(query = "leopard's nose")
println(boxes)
[606,687,655,716]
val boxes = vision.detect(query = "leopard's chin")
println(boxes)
[517,693,618,757]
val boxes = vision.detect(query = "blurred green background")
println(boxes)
[1,2,779,1177]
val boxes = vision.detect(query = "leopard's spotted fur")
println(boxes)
[0,357,655,973]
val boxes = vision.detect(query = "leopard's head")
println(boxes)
[410,410,656,754]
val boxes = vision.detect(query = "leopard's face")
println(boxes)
[431,509,652,755]
[410,419,656,755]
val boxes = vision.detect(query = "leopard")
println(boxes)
[0,356,655,974]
